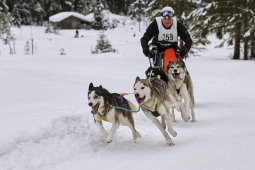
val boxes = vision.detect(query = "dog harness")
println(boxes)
[151,105,160,117]
[112,94,141,113]
[141,98,161,117]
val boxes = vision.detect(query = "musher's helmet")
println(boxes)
[161,6,175,18]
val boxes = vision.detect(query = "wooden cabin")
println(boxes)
[49,12,92,29]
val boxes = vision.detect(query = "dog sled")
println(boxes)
[147,44,181,72]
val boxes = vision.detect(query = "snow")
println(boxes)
[49,12,91,23]
[1,17,255,170]
[84,10,128,23]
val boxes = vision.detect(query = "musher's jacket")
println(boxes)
[141,17,192,53]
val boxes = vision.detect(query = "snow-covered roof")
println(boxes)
[49,12,91,23]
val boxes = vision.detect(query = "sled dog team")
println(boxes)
[88,58,196,146]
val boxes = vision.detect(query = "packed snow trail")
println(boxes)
[1,25,255,170]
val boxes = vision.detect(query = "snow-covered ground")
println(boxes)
[1,19,255,170]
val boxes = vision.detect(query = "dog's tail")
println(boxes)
[188,77,195,106]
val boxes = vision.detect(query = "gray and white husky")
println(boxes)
[145,66,191,123]
[133,77,182,146]
[166,58,196,122]
[88,83,141,143]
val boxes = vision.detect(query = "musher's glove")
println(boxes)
[143,47,150,57]
[176,47,188,59]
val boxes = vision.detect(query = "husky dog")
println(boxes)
[133,76,181,146]
[166,58,196,122]
[88,83,141,143]
[145,66,190,123]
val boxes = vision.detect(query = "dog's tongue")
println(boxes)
[137,98,143,104]
[91,105,98,114]
[173,74,180,79]
[136,97,144,104]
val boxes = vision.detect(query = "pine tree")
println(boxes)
[31,1,45,25]
[146,0,163,21]
[251,30,255,60]
[92,0,104,30]
[46,0,62,18]
[93,31,113,53]
[188,0,255,60]
[62,0,75,11]
[81,0,94,14]
[129,0,146,32]
[245,0,255,60]
[105,0,133,15]
[0,0,11,38]
[12,1,31,25]
[11,3,23,27]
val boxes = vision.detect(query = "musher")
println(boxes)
[141,6,193,72]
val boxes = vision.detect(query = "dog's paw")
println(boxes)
[136,131,142,138]
[133,131,141,143]
[169,130,177,137]
[106,139,112,143]
[181,114,190,122]
[106,136,112,143]
[191,119,196,123]
[166,140,174,146]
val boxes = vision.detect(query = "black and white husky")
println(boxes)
[88,83,141,143]
[133,77,182,146]
[166,58,196,122]
[145,66,169,83]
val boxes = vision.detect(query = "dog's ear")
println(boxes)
[89,83,94,90]
[135,76,140,83]
[177,57,182,62]
[176,57,184,65]
[99,85,103,89]
[180,59,186,68]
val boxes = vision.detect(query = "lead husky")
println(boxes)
[166,58,196,122]
[88,83,141,143]
[145,66,191,122]
[133,76,183,146]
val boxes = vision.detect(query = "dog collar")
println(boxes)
[99,114,108,121]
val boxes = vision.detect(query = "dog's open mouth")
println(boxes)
[91,104,99,114]
[136,96,145,104]
[173,73,180,80]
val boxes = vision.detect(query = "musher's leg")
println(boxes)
[155,53,163,68]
